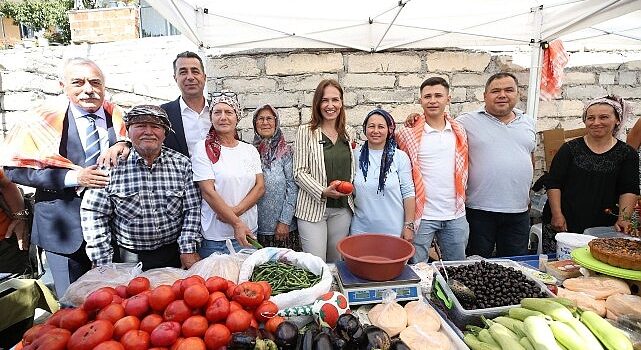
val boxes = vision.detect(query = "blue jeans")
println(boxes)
[465,208,530,258]
[198,239,243,258]
[410,216,469,263]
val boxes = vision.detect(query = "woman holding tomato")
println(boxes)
[252,104,300,250]
[350,109,415,240]
[192,92,265,257]
[293,79,356,262]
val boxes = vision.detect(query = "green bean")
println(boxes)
[250,261,321,295]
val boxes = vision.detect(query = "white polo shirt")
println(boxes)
[418,120,461,220]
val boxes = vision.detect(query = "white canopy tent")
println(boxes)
[146,0,641,119]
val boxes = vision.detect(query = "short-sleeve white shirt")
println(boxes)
[191,141,262,240]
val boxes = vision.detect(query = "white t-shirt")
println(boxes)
[191,141,262,240]
[418,121,461,220]
[179,98,211,156]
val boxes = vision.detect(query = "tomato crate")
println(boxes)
[429,259,554,330]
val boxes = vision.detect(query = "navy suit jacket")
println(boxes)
[161,98,190,157]
[5,105,118,254]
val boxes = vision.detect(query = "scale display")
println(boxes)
[335,262,421,305]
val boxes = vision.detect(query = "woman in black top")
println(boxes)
[543,95,639,237]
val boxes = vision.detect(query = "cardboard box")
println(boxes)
[542,127,586,170]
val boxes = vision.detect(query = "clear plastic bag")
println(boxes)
[139,267,187,288]
[368,290,408,337]
[186,251,242,283]
[59,263,142,306]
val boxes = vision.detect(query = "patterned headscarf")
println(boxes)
[252,104,290,170]
[359,108,397,193]
[205,92,241,164]
[583,95,633,140]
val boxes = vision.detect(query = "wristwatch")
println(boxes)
[403,221,415,232]
[11,208,31,220]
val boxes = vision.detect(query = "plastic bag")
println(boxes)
[404,297,441,331]
[368,290,407,337]
[186,252,242,283]
[139,267,187,288]
[237,247,332,310]
[60,263,142,306]
[399,324,452,350]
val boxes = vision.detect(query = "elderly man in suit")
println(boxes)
[2,57,126,296]
[100,51,210,163]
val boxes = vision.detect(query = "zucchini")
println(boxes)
[523,315,564,350]
[521,298,574,322]
[549,320,585,350]
[478,328,500,348]
[488,321,525,350]
[564,319,603,350]
[580,310,633,350]
[463,333,501,350]
[520,337,535,350]
[494,316,525,337]
[509,307,544,321]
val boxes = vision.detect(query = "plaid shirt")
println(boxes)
[81,147,202,266]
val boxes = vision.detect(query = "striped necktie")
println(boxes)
[84,113,101,166]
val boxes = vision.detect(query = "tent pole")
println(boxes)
[526,43,543,122]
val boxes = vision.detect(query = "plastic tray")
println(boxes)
[430,259,554,330]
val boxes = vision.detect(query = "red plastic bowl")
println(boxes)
[336,234,415,281]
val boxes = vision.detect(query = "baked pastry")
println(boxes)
[588,238,641,271]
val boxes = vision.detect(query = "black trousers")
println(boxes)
[114,242,181,271]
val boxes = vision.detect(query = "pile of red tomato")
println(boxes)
[18,275,284,350]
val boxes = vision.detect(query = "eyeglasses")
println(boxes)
[256,116,276,123]
[210,91,238,100]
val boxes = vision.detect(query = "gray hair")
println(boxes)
[59,57,104,82]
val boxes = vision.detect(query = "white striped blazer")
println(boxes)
[293,124,356,222]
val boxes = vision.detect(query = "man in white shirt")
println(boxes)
[100,51,211,163]
[396,77,469,261]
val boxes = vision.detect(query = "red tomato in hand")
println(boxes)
[97,303,126,324]
[149,285,175,312]
[181,315,208,338]
[183,284,209,309]
[204,324,231,350]
[231,282,264,308]
[140,314,164,334]
[68,320,114,350]
[113,315,140,340]
[163,300,191,323]
[337,181,354,194]
[59,308,89,332]
[205,276,228,293]
[127,277,151,297]
[120,329,150,350]
[205,296,230,323]
[225,309,252,333]
[254,300,279,323]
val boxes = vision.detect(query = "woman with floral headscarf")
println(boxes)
[350,109,415,240]
[252,104,300,250]
[191,92,264,257]
[543,95,639,236]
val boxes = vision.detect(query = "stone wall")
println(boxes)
[1,36,640,176]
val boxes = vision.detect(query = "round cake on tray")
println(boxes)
[588,237,641,271]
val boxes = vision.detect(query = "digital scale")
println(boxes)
[334,261,421,305]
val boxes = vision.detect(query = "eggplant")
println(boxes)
[346,324,367,347]
[313,332,334,350]
[228,331,257,350]
[389,339,411,350]
[329,330,348,350]
[360,325,391,350]
[274,321,299,350]
[300,328,317,350]
[335,313,361,340]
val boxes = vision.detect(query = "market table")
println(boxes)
[0,278,58,348]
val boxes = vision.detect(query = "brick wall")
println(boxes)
[69,7,139,44]
[0,36,640,177]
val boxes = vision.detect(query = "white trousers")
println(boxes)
[297,207,352,263]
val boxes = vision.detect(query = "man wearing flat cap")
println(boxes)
[81,105,202,269]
